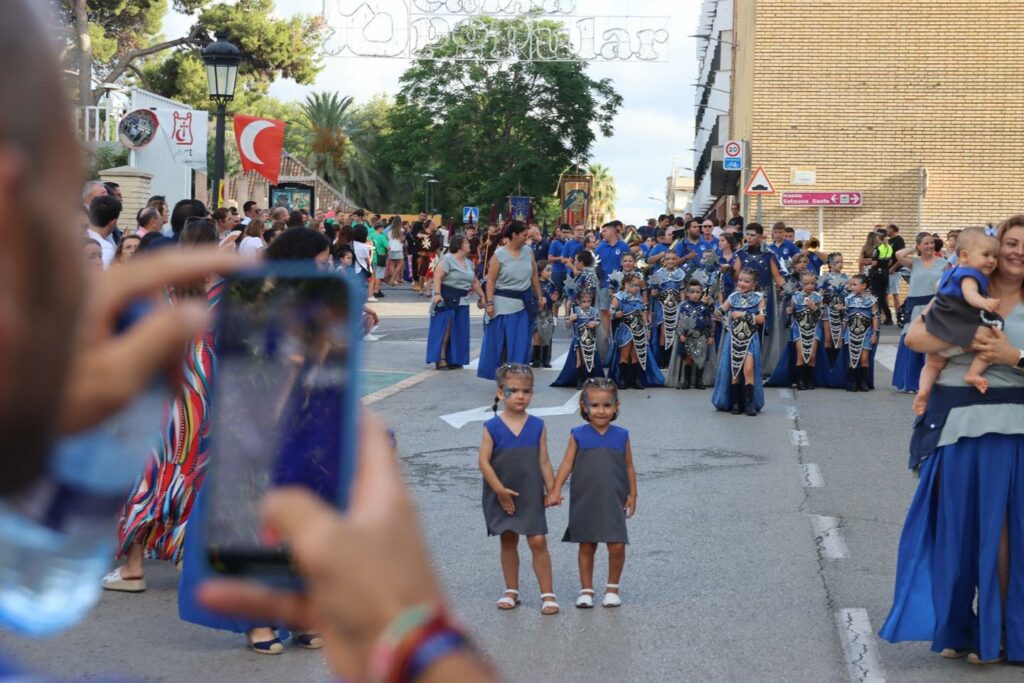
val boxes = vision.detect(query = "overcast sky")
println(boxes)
[166,1,700,221]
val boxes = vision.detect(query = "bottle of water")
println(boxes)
[0,385,167,636]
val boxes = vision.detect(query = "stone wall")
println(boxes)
[99,166,153,232]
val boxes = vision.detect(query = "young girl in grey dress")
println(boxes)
[548,379,638,608]
[478,364,560,615]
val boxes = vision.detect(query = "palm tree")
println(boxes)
[301,92,357,190]
[588,163,617,229]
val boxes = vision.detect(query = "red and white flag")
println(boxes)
[233,114,285,185]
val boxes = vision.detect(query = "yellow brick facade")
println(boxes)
[730,0,1024,265]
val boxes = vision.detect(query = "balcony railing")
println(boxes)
[76,105,125,144]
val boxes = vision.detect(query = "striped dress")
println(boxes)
[116,281,223,563]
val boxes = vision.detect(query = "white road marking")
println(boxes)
[467,350,567,372]
[362,369,435,406]
[836,608,886,683]
[811,515,848,559]
[801,464,824,488]
[777,388,794,399]
[791,429,810,447]
[467,356,479,370]
[785,405,799,421]
[441,391,582,428]
[874,343,897,372]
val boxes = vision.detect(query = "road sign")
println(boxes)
[462,206,480,223]
[780,191,863,207]
[790,167,817,185]
[744,166,775,195]
[723,140,743,171]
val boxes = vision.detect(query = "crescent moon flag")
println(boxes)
[233,114,286,185]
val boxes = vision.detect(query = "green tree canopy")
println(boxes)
[381,15,622,220]
[61,0,323,109]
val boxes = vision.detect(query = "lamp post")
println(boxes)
[421,173,434,214]
[202,32,241,208]
[427,178,439,216]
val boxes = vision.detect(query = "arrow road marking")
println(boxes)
[440,391,582,429]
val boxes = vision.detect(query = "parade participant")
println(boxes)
[564,249,600,306]
[689,249,724,301]
[673,219,703,265]
[416,220,442,297]
[767,221,800,275]
[428,235,486,371]
[880,216,1024,666]
[668,280,714,390]
[551,288,605,388]
[843,274,879,392]
[649,249,686,368]
[804,238,824,276]
[607,273,663,390]
[891,232,950,392]
[818,252,850,362]
[699,219,721,256]
[547,379,637,609]
[727,203,744,231]
[478,364,559,616]
[608,251,647,296]
[477,221,544,381]
[558,224,585,316]
[594,222,630,336]
[912,227,1001,415]
[646,228,671,269]
[531,261,559,368]
[178,228,330,655]
[548,224,570,297]
[790,272,823,390]
[733,223,786,373]
[712,269,766,416]
[717,233,739,300]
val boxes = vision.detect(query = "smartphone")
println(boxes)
[203,264,361,582]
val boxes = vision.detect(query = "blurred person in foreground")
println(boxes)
[0,2,492,681]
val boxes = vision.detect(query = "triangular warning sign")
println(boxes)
[745,166,776,195]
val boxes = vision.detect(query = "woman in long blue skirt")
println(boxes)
[890,233,948,391]
[426,236,485,370]
[477,222,543,381]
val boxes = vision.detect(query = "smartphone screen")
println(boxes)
[204,267,357,578]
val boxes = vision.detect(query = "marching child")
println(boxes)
[787,272,823,390]
[670,279,714,389]
[843,274,880,392]
[478,363,559,615]
[551,289,605,388]
[548,378,637,608]
[531,261,559,368]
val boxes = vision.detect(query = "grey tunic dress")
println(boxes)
[491,246,535,316]
[482,415,548,537]
[901,256,949,334]
[562,424,631,544]
[438,253,474,305]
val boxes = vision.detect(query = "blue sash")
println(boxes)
[494,287,539,321]
[908,384,1023,470]
[437,283,468,311]
[901,294,933,322]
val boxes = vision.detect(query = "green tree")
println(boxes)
[301,92,357,190]
[60,0,323,109]
[588,163,617,228]
[381,15,622,221]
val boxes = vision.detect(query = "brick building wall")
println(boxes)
[730,0,1024,265]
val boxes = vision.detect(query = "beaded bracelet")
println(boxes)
[368,605,472,683]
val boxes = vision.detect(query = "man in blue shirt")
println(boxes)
[639,217,658,241]
[646,229,671,269]
[548,224,571,297]
[767,220,801,275]
[673,219,703,264]
[594,221,630,334]
[558,224,585,315]
[697,218,722,259]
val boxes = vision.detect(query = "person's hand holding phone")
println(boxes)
[199,415,485,681]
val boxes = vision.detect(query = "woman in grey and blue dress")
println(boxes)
[891,232,949,391]
[880,216,1024,665]
[427,235,486,370]
[477,221,544,381]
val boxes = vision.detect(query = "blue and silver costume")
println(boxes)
[790,291,824,364]
[564,266,599,304]
[551,305,605,387]
[649,266,686,367]
[534,278,559,346]
[712,290,766,412]
[844,292,878,367]
[667,299,714,388]
[607,291,665,388]
[734,246,782,373]
[818,272,850,352]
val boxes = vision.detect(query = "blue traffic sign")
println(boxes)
[463,206,480,223]
[724,157,742,171]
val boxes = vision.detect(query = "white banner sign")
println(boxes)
[154,109,208,172]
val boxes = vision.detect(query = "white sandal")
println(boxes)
[540,593,560,615]
[602,584,622,608]
[101,567,146,593]
[575,589,595,608]
[496,588,521,610]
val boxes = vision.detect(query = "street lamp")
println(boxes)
[421,173,434,214]
[202,32,241,208]
[427,179,439,216]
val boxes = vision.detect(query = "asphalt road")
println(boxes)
[1,285,1019,682]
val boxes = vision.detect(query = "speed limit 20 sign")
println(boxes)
[724,140,743,171]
